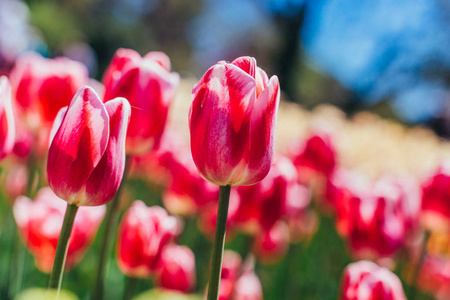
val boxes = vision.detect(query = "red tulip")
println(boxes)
[103,48,179,155]
[334,174,420,259]
[218,251,241,300]
[232,155,301,233]
[214,251,263,300]
[13,187,106,272]
[157,130,219,216]
[156,244,196,293]
[0,76,15,159]
[421,162,450,231]
[340,260,407,300]
[116,201,180,278]
[252,220,289,264]
[9,52,89,129]
[189,56,280,186]
[233,269,263,300]
[417,255,450,300]
[290,131,336,184]
[47,86,131,206]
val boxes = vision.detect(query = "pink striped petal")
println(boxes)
[189,63,257,186]
[83,97,131,206]
[144,51,172,72]
[47,86,109,204]
[0,76,15,159]
[236,76,280,186]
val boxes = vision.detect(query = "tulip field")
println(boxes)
[0,48,449,300]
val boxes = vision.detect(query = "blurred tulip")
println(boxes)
[156,244,196,293]
[13,187,106,272]
[416,255,450,300]
[103,48,179,155]
[290,131,336,185]
[116,201,180,278]
[335,174,421,259]
[0,76,15,159]
[218,251,241,300]
[340,260,407,300]
[158,130,219,217]
[233,270,263,300]
[252,220,289,264]
[421,162,450,231]
[232,155,303,234]
[47,86,131,206]
[9,52,89,130]
[189,56,280,186]
[213,251,263,300]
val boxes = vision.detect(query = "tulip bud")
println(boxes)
[189,56,280,186]
[103,48,179,155]
[116,201,180,278]
[340,260,407,300]
[156,244,196,293]
[47,86,130,206]
[13,187,106,272]
[0,76,15,159]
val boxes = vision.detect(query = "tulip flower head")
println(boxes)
[47,86,131,206]
[340,260,407,300]
[156,244,196,293]
[116,201,180,278]
[10,52,89,130]
[189,56,280,186]
[0,76,15,159]
[103,48,179,155]
[421,162,450,231]
[13,187,106,272]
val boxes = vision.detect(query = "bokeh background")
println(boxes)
[1,0,450,299]
[2,0,450,128]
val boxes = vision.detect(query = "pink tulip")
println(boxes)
[233,270,263,300]
[218,251,241,300]
[340,260,407,300]
[252,220,290,264]
[189,56,280,186]
[232,155,300,233]
[157,130,219,216]
[156,244,196,293]
[290,131,336,184]
[417,255,450,300]
[47,86,131,206]
[0,76,15,159]
[421,162,450,231]
[9,52,89,129]
[334,174,420,259]
[103,48,179,155]
[213,251,263,300]
[116,201,180,278]
[13,187,106,272]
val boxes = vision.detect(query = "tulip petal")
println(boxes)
[47,86,109,204]
[144,51,172,72]
[190,63,257,185]
[83,97,131,206]
[231,56,256,79]
[236,76,280,186]
[0,76,15,159]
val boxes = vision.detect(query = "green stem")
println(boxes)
[410,230,431,300]
[207,185,231,300]
[122,276,138,300]
[92,155,132,300]
[48,203,79,293]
